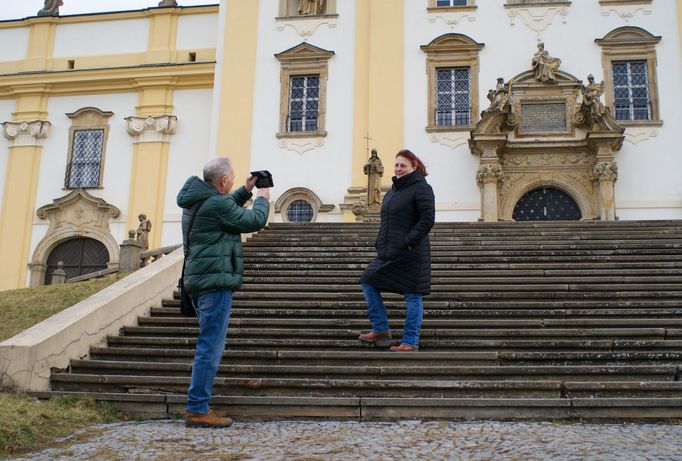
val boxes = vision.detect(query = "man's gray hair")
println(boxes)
[203,157,232,184]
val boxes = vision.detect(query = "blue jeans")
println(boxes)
[186,290,232,414]
[361,282,423,347]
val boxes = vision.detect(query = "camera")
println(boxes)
[250,170,274,188]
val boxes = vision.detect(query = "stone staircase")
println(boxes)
[37,221,682,420]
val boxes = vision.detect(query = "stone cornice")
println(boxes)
[0,63,215,99]
[2,120,51,147]
[125,115,177,143]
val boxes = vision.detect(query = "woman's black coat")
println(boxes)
[360,171,435,295]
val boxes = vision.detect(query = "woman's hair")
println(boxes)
[396,149,428,177]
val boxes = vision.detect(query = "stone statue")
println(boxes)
[136,213,152,250]
[363,148,384,207]
[483,78,511,114]
[298,0,324,15]
[158,0,178,6]
[38,0,63,16]
[531,42,561,83]
[581,74,606,118]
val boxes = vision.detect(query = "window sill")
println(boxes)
[504,1,571,7]
[426,125,474,133]
[599,0,651,5]
[615,119,663,128]
[276,13,339,21]
[426,6,477,13]
[276,131,328,139]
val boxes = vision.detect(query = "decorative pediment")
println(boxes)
[509,69,580,86]
[420,33,485,55]
[275,42,334,63]
[595,26,661,47]
[37,189,120,230]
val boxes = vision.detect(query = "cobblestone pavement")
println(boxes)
[8,419,682,461]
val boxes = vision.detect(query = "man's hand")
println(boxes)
[257,188,270,200]
[245,175,257,192]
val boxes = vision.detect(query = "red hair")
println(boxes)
[396,149,428,177]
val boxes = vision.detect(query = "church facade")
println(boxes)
[0,0,681,290]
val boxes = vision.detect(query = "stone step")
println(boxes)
[564,382,682,398]
[61,362,678,382]
[137,317,682,330]
[88,347,682,367]
[240,276,682,286]
[241,268,682,277]
[119,326,669,341]
[105,336,682,351]
[236,283,682,292]
[29,390,682,420]
[245,261,682,270]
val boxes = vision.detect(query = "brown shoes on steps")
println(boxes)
[185,409,233,428]
[358,330,391,343]
[389,344,418,352]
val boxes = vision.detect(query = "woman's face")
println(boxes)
[394,155,416,178]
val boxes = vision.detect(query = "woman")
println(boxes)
[358,149,435,352]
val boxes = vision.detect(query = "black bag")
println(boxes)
[178,199,207,317]
[178,271,195,317]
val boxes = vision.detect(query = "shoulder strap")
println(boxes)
[184,198,208,258]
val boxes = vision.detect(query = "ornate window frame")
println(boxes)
[421,33,484,133]
[275,42,334,140]
[274,187,335,223]
[64,107,113,189]
[596,26,662,127]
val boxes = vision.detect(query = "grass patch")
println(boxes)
[0,392,119,457]
[0,274,126,342]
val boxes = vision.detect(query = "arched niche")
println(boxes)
[29,189,120,287]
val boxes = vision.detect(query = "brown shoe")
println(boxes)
[185,409,233,428]
[389,344,418,352]
[359,330,391,343]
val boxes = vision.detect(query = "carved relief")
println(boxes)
[30,189,121,287]
[624,127,659,145]
[429,132,470,150]
[591,162,618,182]
[476,164,503,186]
[506,5,570,33]
[599,1,652,22]
[125,115,177,143]
[277,136,326,154]
[2,121,51,147]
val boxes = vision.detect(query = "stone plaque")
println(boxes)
[520,102,567,134]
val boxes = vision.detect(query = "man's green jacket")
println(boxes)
[177,175,269,296]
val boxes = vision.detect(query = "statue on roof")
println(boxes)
[158,0,179,6]
[531,42,561,83]
[37,0,63,16]
[483,78,511,115]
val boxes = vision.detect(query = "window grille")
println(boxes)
[436,0,467,5]
[65,129,104,188]
[612,60,651,121]
[288,75,320,132]
[286,200,314,223]
[435,67,471,126]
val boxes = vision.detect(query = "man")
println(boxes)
[177,157,270,428]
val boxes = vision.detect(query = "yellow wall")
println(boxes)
[351,0,404,188]
[678,0,682,59]
[213,0,260,180]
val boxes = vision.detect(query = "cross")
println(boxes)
[363,133,372,157]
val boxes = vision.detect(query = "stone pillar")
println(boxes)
[477,164,503,222]
[592,162,618,221]
[51,262,67,285]
[0,119,51,290]
[119,230,143,273]
[125,113,177,249]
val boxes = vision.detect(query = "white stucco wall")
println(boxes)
[31,92,139,262]
[250,0,357,222]
[0,27,30,61]
[177,13,219,51]
[161,88,214,246]
[53,19,149,57]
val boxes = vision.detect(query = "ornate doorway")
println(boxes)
[513,187,582,221]
[45,238,109,284]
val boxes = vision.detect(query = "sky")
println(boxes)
[1,0,217,21]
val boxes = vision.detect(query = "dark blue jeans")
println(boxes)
[186,290,232,414]
[361,282,424,347]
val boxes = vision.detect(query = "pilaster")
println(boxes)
[0,120,51,289]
